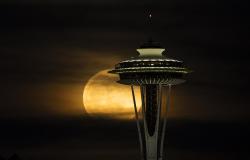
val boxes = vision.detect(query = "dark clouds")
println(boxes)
[0,118,249,160]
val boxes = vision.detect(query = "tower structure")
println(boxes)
[109,39,191,160]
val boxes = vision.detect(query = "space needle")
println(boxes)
[109,14,191,160]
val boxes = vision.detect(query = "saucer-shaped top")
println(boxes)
[109,41,191,85]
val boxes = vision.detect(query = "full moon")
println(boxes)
[83,70,141,120]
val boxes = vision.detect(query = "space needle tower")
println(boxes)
[109,14,191,160]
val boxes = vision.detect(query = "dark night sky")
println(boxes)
[0,0,250,160]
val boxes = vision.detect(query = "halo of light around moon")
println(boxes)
[83,69,141,120]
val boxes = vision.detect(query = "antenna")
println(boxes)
[140,12,162,49]
[148,12,153,41]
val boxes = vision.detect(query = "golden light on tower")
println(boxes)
[83,69,141,120]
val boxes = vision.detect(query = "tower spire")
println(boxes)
[148,12,153,41]
[139,12,163,51]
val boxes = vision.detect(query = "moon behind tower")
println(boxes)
[83,70,141,120]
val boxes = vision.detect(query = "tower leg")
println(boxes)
[131,84,171,160]
[159,85,171,160]
[131,85,144,160]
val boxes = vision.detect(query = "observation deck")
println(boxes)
[109,40,191,85]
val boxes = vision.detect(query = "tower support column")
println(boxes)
[131,84,171,160]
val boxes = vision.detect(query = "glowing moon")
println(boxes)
[83,70,141,119]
